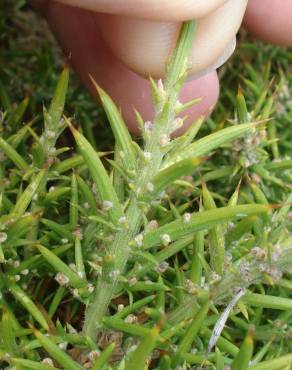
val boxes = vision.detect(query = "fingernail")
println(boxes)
[186,36,237,82]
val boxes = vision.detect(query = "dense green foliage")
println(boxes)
[0,2,291,370]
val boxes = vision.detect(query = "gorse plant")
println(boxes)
[0,14,292,370]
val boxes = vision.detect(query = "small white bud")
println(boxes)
[251,173,261,184]
[185,279,198,294]
[0,232,7,243]
[239,263,251,283]
[55,272,69,286]
[13,260,20,268]
[143,151,152,161]
[158,134,170,147]
[73,227,83,241]
[92,183,98,195]
[46,130,56,139]
[72,288,79,297]
[183,213,191,223]
[144,121,153,133]
[49,147,56,154]
[156,261,169,273]
[67,325,77,334]
[61,238,68,244]
[128,277,137,286]
[117,304,124,312]
[87,283,94,293]
[134,233,144,247]
[210,271,221,283]
[108,270,120,279]
[69,263,76,271]
[102,200,113,211]
[88,350,100,362]
[148,220,158,230]
[14,275,21,282]
[21,269,29,276]
[58,342,68,350]
[157,79,165,94]
[83,202,90,209]
[172,117,184,131]
[42,358,54,366]
[161,234,171,246]
[124,314,138,324]
[48,186,55,192]
[250,247,267,260]
[118,216,127,225]
[146,182,154,192]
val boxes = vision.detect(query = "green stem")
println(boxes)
[82,20,197,340]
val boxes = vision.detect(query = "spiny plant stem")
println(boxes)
[82,20,197,340]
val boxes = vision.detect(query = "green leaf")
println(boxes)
[11,358,59,370]
[165,21,197,89]
[171,123,257,163]
[134,237,193,279]
[48,65,69,128]
[36,245,86,289]
[41,218,73,241]
[243,293,292,310]
[1,311,17,355]
[53,155,84,174]
[33,329,84,370]
[232,327,254,370]
[114,295,155,319]
[0,136,29,170]
[68,120,123,223]
[143,204,269,249]
[12,169,47,218]
[236,88,249,124]
[76,174,98,212]
[125,326,160,370]
[8,284,49,331]
[6,212,40,240]
[44,187,70,205]
[176,300,210,362]
[202,183,225,276]
[91,79,136,170]
[70,173,78,229]
[249,354,292,370]
[103,317,151,338]
[7,96,29,128]
[92,343,115,370]
[152,157,204,194]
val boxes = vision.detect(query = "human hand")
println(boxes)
[30,0,292,134]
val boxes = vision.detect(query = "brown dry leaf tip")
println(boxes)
[268,202,292,210]
[236,177,243,190]
[35,301,56,334]
[65,53,72,67]
[89,74,101,94]
[65,117,77,135]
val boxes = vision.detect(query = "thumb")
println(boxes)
[31,0,248,78]
[94,0,247,78]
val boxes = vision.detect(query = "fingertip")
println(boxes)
[57,0,228,21]
[244,0,292,46]
[45,2,220,136]
[94,0,247,79]
[29,0,48,13]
